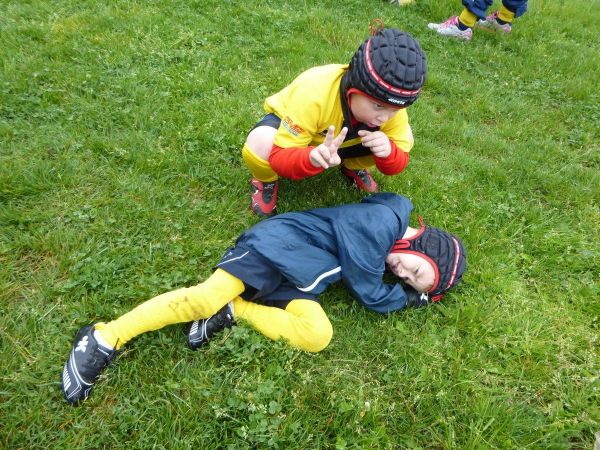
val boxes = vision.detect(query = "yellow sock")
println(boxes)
[96,269,244,349]
[341,155,375,171]
[458,8,477,28]
[233,298,333,352]
[498,5,515,23]
[241,143,278,182]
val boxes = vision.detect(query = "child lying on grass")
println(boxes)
[61,193,466,405]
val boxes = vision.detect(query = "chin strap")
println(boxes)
[391,239,410,252]
[405,288,444,308]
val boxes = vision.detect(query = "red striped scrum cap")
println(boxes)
[391,217,467,301]
[347,28,427,108]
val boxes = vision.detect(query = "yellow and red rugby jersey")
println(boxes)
[264,64,414,153]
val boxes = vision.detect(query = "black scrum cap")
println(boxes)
[392,218,467,301]
[347,28,427,107]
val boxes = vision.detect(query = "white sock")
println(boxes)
[94,329,114,350]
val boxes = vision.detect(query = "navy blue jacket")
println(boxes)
[236,193,413,313]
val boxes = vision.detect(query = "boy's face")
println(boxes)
[385,252,435,293]
[349,94,402,128]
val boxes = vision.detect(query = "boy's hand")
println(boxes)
[309,125,347,169]
[358,130,392,158]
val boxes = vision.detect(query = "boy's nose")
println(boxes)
[377,113,392,123]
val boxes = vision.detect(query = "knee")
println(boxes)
[285,300,333,352]
[245,126,277,160]
[299,318,333,353]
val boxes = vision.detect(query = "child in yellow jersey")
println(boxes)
[60,193,466,405]
[243,27,427,216]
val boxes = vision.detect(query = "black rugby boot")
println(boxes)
[61,325,117,405]
[187,303,235,350]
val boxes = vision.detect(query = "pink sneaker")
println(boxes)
[476,11,512,34]
[427,16,473,41]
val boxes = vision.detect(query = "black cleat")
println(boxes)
[340,167,378,193]
[250,178,279,217]
[187,303,235,350]
[61,324,117,405]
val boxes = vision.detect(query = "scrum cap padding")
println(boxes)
[392,220,466,299]
[348,28,427,107]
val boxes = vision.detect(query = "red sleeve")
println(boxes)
[373,140,410,175]
[269,145,325,180]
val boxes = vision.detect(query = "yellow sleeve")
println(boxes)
[264,65,348,149]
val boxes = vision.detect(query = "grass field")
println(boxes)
[1,0,599,448]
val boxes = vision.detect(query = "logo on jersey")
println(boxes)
[282,116,304,137]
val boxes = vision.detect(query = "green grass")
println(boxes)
[1,0,598,448]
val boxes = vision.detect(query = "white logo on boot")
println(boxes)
[75,336,89,352]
